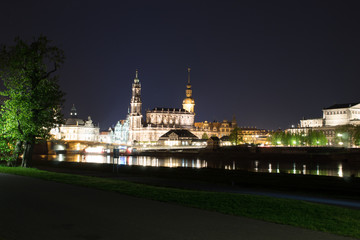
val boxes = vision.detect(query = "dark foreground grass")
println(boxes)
[1,166,359,239]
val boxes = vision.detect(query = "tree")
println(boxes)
[334,125,354,147]
[229,127,242,145]
[305,130,327,146]
[353,126,360,146]
[0,36,65,167]
[201,132,209,140]
[270,131,283,146]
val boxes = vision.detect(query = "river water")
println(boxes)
[36,153,360,178]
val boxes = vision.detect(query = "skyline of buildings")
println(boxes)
[51,69,360,148]
[51,69,270,146]
[288,103,360,146]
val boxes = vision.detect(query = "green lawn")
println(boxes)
[1,166,360,239]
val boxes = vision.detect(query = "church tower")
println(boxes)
[129,70,143,129]
[182,68,195,113]
[70,104,77,116]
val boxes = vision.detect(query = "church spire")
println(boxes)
[134,69,139,83]
[183,68,195,113]
[186,67,192,97]
[187,67,191,84]
[70,104,77,116]
[129,69,143,130]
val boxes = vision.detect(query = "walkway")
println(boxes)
[0,173,356,240]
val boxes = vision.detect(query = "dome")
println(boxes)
[65,118,85,126]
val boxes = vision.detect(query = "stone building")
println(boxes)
[114,69,196,144]
[239,127,270,145]
[51,105,100,142]
[113,119,129,143]
[287,102,360,145]
[145,108,194,129]
[193,118,237,139]
[158,129,199,146]
[98,128,114,144]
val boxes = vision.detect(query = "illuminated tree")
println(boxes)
[306,130,327,146]
[270,131,283,145]
[0,36,65,167]
[352,126,360,146]
[229,127,242,145]
[335,125,356,147]
[201,133,209,140]
[270,130,327,146]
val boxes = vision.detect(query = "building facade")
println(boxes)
[51,105,100,142]
[114,70,196,144]
[193,119,237,139]
[288,102,360,145]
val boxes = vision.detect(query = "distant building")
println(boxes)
[146,108,194,129]
[158,129,199,146]
[193,118,237,139]
[115,69,196,144]
[287,102,360,145]
[239,127,270,145]
[98,128,114,144]
[113,119,129,144]
[207,136,220,149]
[220,136,231,146]
[51,105,100,142]
[300,103,360,128]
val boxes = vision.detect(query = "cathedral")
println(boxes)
[51,69,238,146]
[114,69,196,144]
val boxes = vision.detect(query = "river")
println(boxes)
[35,153,360,178]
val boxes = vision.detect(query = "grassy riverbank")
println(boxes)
[1,166,359,239]
[31,160,360,201]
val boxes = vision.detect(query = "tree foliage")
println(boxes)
[0,36,65,167]
[201,132,209,140]
[353,126,360,146]
[270,130,327,146]
[229,127,242,145]
[334,125,360,147]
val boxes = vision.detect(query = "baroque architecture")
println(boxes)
[114,69,196,144]
[51,105,100,142]
[288,102,360,145]
[193,118,237,139]
[182,68,195,113]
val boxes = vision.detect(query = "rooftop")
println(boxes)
[323,103,360,110]
[160,129,198,139]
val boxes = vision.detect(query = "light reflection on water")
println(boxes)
[39,154,360,178]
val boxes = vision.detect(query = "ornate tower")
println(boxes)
[182,68,195,113]
[70,104,77,116]
[129,70,143,129]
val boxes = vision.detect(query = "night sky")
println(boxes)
[1,0,360,130]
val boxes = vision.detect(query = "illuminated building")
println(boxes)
[98,128,114,143]
[299,103,360,128]
[288,102,360,145]
[114,119,129,143]
[238,127,270,145]
[114,69,196,144]
[51,105,100,142]
[158,129,199,146]
[193,118,237,139]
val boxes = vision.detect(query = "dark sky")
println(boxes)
[1,0,360,130]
